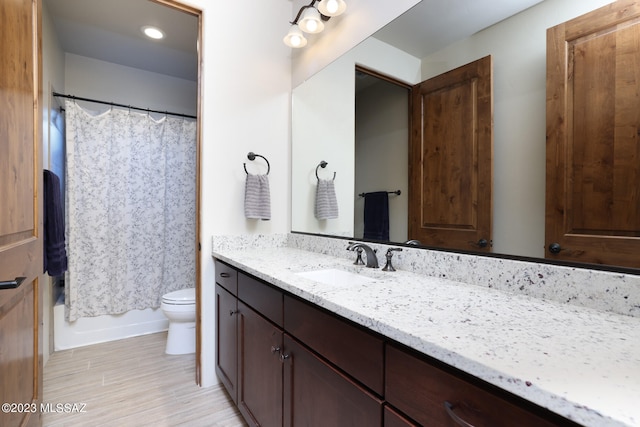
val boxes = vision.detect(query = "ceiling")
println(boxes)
[373,0,545,59]
[44,0,544,84]
[44,0,198,81]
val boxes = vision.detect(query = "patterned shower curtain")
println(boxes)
[65,101,196,321]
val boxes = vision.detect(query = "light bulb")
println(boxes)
[283,25,307,48]
[325,0,338,14]
[299,7,324,34]
[306,19,318,32]
[290,35,302,47]
[318,0,346,17]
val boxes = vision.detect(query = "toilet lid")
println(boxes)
[162,288,195,305]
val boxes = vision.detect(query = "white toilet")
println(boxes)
[161,288,196,355]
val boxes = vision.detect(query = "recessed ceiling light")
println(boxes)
[142,26,165,40]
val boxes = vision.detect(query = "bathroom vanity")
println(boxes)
[212,235,640,427]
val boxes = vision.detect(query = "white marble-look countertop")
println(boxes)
[212,245,640,427]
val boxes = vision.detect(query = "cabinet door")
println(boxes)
[215,284,238,403]
[237,301,283,427]
[283,335,383,427]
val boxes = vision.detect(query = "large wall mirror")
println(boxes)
[291,0,636,271]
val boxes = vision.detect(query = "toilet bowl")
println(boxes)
[161,288,196,355]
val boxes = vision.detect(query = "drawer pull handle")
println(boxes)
[444,401,475,427]
[219,272,231,278]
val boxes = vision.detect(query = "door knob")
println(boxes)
[0,277,26,290]
[548,243,562,254]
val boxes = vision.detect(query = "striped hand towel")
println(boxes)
[315,179,339,220]
[245,173,271,220]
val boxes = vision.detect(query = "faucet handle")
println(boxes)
[382,248,403,272]
[353,247,365,265]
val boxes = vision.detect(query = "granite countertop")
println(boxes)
[212,245,640,427]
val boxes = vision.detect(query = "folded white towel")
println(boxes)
[245,174,271,220]
[315,179,339,220]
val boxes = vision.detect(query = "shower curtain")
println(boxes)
[65,101,196,321]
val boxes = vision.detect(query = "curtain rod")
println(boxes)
[52,92,197,120]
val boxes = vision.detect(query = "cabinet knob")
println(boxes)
[280,353,290,362]
[270,345,281,354]
[229,310,238,316]
[444,401,475,427]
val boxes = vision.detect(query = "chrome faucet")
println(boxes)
[346,242,379,268]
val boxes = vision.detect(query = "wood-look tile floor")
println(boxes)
[43,332,247,427]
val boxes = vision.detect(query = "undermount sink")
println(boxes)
[295,268,375,286]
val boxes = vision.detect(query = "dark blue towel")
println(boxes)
[363,192,389,241]
[43,170,68,277]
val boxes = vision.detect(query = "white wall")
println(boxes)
[64,54,197,116]
[174,0,293,387]
[419,0,614,258]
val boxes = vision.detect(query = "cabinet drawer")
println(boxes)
[385,344,568,427]
[284,295,384,396]
[214,259,238,295]
[238,272,283,327]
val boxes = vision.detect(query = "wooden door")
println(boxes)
[546,1,640,268]
[0,1,43,427]
[282,335,383,427]
[237,301,283,427]
[409,56,493,252]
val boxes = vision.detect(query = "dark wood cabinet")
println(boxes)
[283,295,384,395]
[282,334,383,427]
[384,406,418,427]
[214,259,577,427]
[215,283,238,403]
[385,344,576,427]
[237,300,283,427]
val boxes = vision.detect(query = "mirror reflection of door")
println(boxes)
[409,55,494,252]
[546,1,640,268]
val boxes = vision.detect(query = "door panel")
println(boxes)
[546,1,640,267]
[409,56,493,251]
[0,0,43,427]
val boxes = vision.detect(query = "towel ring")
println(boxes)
[315,161,336,181]
[244,152,270,175]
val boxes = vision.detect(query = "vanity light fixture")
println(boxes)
[284,0,347,48]
[142,25,165,40]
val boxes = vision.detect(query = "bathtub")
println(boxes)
[53,296,169,350]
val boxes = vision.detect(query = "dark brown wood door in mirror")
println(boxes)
[546,0,640,268]
[409,55,493,252]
